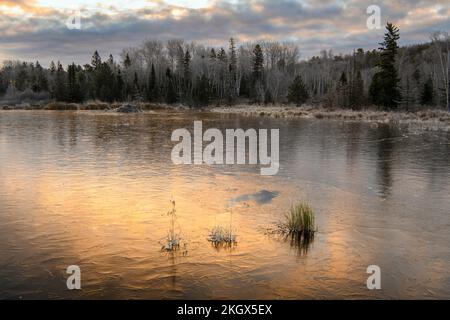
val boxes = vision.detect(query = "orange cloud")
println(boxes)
[1,0,54,15]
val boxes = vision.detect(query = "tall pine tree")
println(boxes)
[147,63,157,102]
[67,63,82,102]
[228,38,238,103]
[183,50,192,102]
[252,44,264,103]
[54,62,66,101]
[369,22,401,110]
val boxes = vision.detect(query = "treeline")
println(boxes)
[0,24,449,111]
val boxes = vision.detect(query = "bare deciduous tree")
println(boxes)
[431,31,450,111]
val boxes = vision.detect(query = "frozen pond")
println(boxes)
[0,110,449,299]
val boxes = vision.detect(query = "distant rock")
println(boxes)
[114,104,143,113]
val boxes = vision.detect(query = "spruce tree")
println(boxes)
[67,63,82,103]
[209,48,217,60]
[193,74,210,106]
[15,63,28,91]
[369,72,382,105]
[217,48,227,62]
[107,54,114,66]
[228,38,238,103]
[338,71,349,108]
[54,62,66,101]
[0,70,6,96]
[183,50,192,101]
[216,48,228,102]
[252,44,264,103]
[287,75,309,106]
[339,72,348,85]
[123,53,131,68]
[369,22,401,110]
[165,68,177,104]
[132,72,142,101]
[91,50,102,69]
[421,77,434,106]
[33,61,48,92]
[49,61,56,74]
[116,69,124,101]
[350,69,364,109]
[97,62,115,102]
[147,63,157,101]
[252,44,264,81]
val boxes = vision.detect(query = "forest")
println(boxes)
[0,23,449,111]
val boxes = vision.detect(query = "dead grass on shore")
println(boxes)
[2,102,449,131]
[211,104,450,131]
[1,101,176,111]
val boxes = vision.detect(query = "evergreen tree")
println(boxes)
[146,63,157,101]
[116,69,124,101]
[350,69,364,109]
[252,44,264,81]
[107,54,114,66]
[193,74,210,106]
[228,37,238,103]
[90,51,106,99]
[67,63,82,102]
[49,61,56,74]
[216,47,228,102]
[183,50,192,101]
[54,62,66,101]
[252,44,264,103]
[91,50,102,69]
[239,74,250,98]
[401,76,413,110]
[16,63,28,91]
[33,61,48,92]
[121,54,132,99]
[123,53,131,68]
[369,22,401,109]
[369,72,382,105]
[77,68,88,101]
[165,67,177,104]
[48,61,56,98]
[338,71,349,108]
[0,70,6,95]
[132,72,142,101]
[264,89,274,105]
[339,71,348,85]
[92,61,115,102]
[421,77,434,106]
[209,48,217,60]
[217,48,227,62]
[287,75,309,106]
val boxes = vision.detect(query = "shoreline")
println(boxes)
[210,105,450,132]
[1,102,450,132]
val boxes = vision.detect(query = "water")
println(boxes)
[0,110,449,299]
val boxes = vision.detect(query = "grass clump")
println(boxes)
[163,232,181,251]
[161,200,182,252]
[208,226,237,245]
[208,207,237,248]
[281,201,316,236]
[273,201,317,255]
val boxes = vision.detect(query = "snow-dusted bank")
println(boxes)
[1,102,449,132]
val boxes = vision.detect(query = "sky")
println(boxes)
[0,0,448,66]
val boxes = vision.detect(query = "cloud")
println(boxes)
[0,0,448,65]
